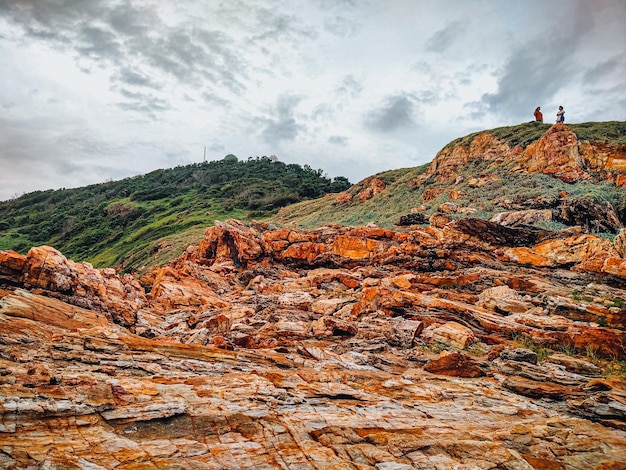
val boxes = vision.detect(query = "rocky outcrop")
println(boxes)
[520,124,590,182]
[2,245,145,327]
[1,218,626,469]
[492,195,623,234]
[419,124,626,187]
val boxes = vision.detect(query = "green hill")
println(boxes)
[272,122,626,231]
[0,155,350,271]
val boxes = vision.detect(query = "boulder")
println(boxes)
[429,321,475,349]
[396,213,428,226]
[477,286,533,314]
[613,228,626,258]
[424,352,486,377]
[499,348,538,364]
[490,209,553,227]
[555,197,622,233]
[543,353,602,377]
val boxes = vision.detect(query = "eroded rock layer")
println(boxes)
[1,218,626,469]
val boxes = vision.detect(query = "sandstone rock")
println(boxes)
[390,318,423,348]
[422,186,444,201]
[438,202,459,214]
[424,352,486,377]
[579,140,626,174]
[504,234,616,268]
[503,375,582,400]
[614,228,626,258]
[17,246,145,327]
[310,298,350,315]
[356,177,386,203]
[335,191,353,204]
[543,353,602,377]
[477,285,533,314]
[429,321,475,349]
[520,124,590,182]
[490,209,553,227]
[429,212,452,228]
[499,348,538,364]
[0,250,25,279]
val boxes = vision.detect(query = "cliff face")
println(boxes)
[1,218,626,469]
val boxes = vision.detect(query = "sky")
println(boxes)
[0,0,625,201]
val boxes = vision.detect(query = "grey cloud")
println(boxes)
[253,9,317,43]
[364,93,417,133]
[0,1,252,113]
[415,89,444,105]
[106,2,155,36]
[0,115,145,198]
[426,21,464,53]
[77,25,120,59]
[316,0,360,8]
[115,68,161,89]
[201,91,232,108]
[336,75,362,98]
[324,15,360,38]
[312,104,334,121]
[259,94,304,143]
[209,143,225,153]
[328,135,348,145]
[116,89,171,118]
[582,54,625,84]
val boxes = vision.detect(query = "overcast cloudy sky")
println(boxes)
[1,0,625,201]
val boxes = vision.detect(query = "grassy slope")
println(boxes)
[0,157,350,272]
[272,121,626,230]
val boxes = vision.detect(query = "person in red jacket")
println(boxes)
[534,106,543,122]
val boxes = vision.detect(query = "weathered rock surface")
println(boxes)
[1,218,626,469]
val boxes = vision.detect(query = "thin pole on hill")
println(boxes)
[203,146,206,163]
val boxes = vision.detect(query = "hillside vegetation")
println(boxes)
[0,156,350,271]
[273,121,626,230]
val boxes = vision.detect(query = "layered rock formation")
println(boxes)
[1,218,626,469]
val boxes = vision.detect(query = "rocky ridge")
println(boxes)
[1,217,626,469]
[416,123,626,186]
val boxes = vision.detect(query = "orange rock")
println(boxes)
[424,352,486,377]
[335,191,353,204]
[17,246,145,327]
[151,266,230,310]
[504,235,615,268]
[0,250,26,277]
[579,141,626,174]
[430,321,475,349]
[422,186,444,202]
[355,177,385,203]
[332,236,379,260]
[521,125,591,182]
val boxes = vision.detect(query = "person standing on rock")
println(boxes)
[534,106,543,122]
[556,106,565,123]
